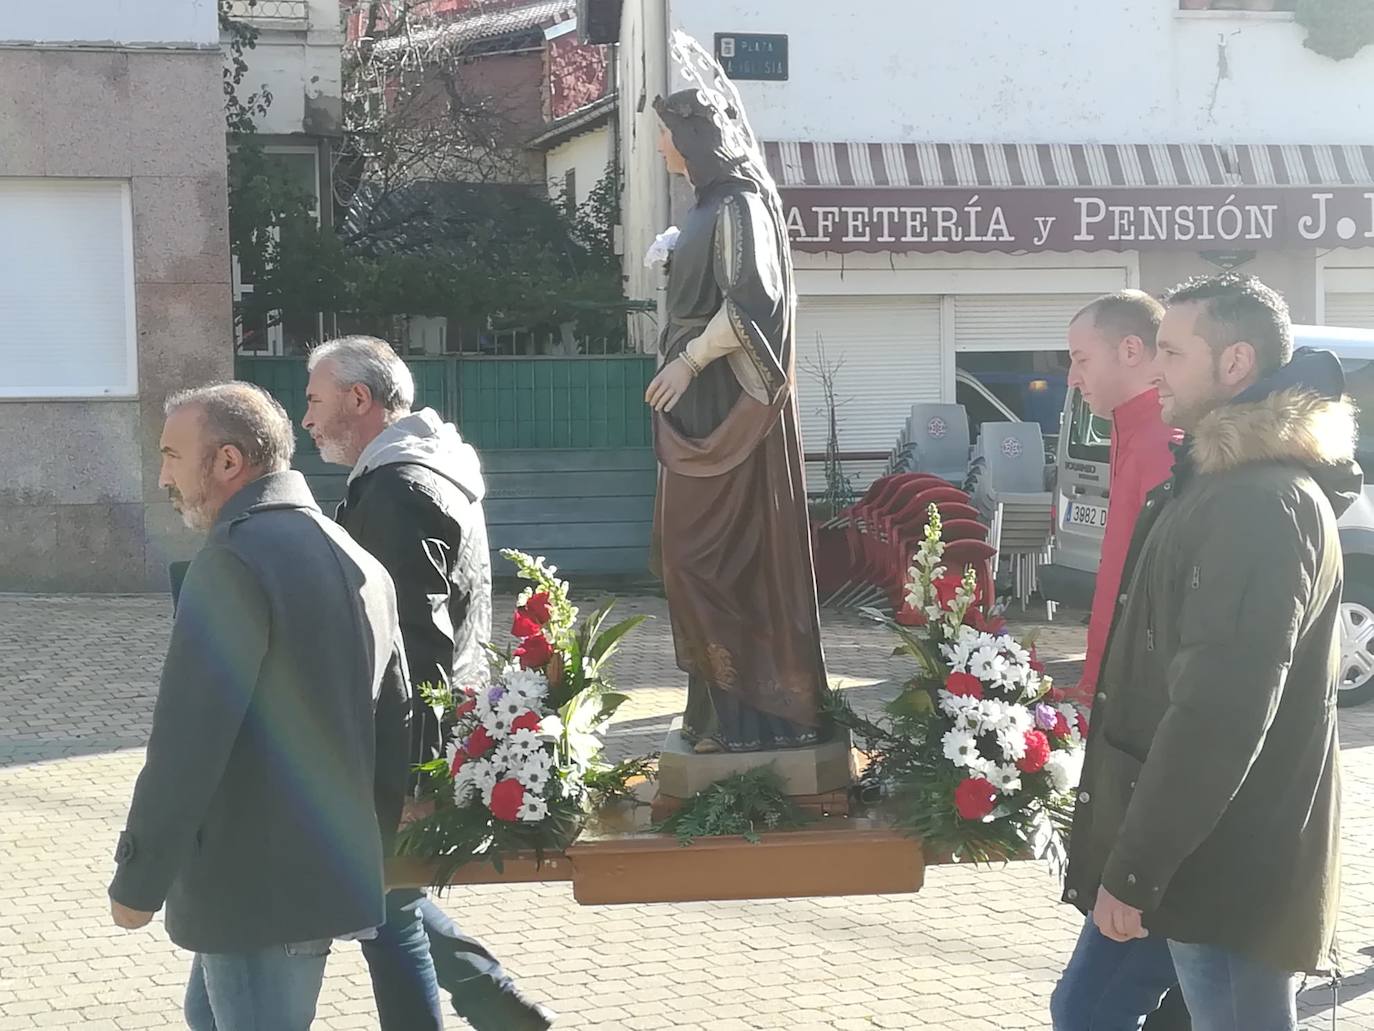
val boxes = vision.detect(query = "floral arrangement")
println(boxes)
[830,506,1085,865]
[397,550,646,878]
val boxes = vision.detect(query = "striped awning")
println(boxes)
[762,142,1374,189]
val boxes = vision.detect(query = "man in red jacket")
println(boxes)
[1052,290,1189,1030]
[1064,291,1180,707]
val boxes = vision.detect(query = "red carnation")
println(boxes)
[1052,711,1071,738]
[523,591,553,625]
[465,725,495,760]
[512,609,541,639]
[954,777,999,821]
[1017,730,1051,773]
[945,671,984,699]
[449,749,467,777]
[1076,712,1090,738]
[489,778,526,822]
[453,698,476,719]
[515,631,553,670]
[511,711,542,734]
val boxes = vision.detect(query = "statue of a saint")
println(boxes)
[645,36,832,755]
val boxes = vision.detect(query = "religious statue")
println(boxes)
[644,33,832,755]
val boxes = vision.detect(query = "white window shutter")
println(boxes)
[0,179,137,398]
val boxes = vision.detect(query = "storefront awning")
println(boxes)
[762,142,1374,189]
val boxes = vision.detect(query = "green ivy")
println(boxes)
[1295,0,1374,61]
[654,766,812,845]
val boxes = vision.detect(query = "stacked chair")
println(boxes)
[887,403,972,484]
[965,421,1056,618]
[819,473,995,614]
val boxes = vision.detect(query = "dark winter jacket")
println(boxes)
[109,471,412,953]
[1063,351,1359,973]
[336,409,492,771]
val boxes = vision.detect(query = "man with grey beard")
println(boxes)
[304,336,554,1031]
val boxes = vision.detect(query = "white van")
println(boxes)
[1042,325,1374,707]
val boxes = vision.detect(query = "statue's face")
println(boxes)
[657,125,689,177]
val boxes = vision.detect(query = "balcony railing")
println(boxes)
[227,0,309,22]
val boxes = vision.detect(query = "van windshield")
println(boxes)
[1066,390,1111,463]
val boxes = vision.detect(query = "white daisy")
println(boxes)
[479,690,530,739]
[976,698,1012,735]
[997,728,1028,762]
[941,728,980,768]
[970,646,1010,685]
[498,729,544,766]
[515,754,554,793]
[989,764,1022,795]
[517,795,550,823]
[938,691,982,730]
[455,757,498,805]
[501,666,548,706]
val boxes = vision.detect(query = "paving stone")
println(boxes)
[1,594,1371,1029]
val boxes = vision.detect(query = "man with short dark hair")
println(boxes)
[304,338,554,1031]
[109,382,412,1031]
[1058,273,1353,1031]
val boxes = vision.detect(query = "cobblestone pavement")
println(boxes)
[2,591,1372,1030]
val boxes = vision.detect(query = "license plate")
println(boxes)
[1064,501,1108,530]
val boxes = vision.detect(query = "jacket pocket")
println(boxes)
[284,939,332,958]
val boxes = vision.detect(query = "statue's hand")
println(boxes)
[645,357,695,413]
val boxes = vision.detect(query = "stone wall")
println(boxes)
[0,46,231,592]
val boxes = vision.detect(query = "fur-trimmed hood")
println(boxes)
[1191,388,1357,476]
[1187,372,1362,517]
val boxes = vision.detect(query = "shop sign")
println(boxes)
[779,187,1374,254]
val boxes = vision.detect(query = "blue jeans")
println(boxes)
[1168,940,1298,1031]
[1053,919,1186,1030]
[360,888,532,1031]
[184,939,330,1030]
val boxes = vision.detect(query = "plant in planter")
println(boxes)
[1296,0,1374,60]
[829,505,1085,866]
[397,551,647,882]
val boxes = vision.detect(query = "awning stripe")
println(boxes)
[763,142,1374,187]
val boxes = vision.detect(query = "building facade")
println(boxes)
[229,0,344,355]
[614,0,1374,485]
[0,0,232,591]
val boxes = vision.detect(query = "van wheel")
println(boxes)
[1339,580,1374,707]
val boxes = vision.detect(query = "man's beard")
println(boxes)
[318,435,352,465]
[169,456,218,532]
[315,421,360,466]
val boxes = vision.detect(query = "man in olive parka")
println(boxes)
[1057,273,1357,1031]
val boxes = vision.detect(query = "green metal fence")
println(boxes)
[235,354,657,451]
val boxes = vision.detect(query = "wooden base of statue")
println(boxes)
[567,820,924,904]
[385,820,926,903]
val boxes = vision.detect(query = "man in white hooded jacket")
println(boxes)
[304,336,554,1031]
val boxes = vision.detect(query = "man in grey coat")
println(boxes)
[109,383,411,1031]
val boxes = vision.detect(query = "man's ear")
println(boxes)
[213,443,248,482]
[349,382,374,413]
[1118,334,1146,367]
[1220,340,1259,388]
